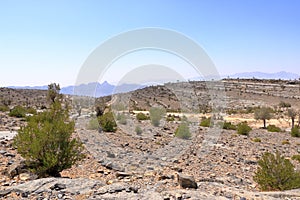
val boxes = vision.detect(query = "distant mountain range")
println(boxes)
[8,71,299,97]
[8,81,146,97]
[226,71,300,80]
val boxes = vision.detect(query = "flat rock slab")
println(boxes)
[0,131,17,140]
[2,177,105,196]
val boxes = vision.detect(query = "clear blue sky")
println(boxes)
[0,0,299,86]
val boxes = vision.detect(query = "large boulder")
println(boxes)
[177,173,198,189]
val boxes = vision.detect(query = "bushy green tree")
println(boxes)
[237,122,252,135]
[175,122,191,139]
[149,107,166,127]
[98,111,117,132]
[254,107,272,129]
[13,99,85,177]
[254,151,300,191]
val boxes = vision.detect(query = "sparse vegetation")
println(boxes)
[291,127,300,137]
[282,140,290,145]
[135,125,142,135]
[222,121,237,130]
[136,112,149,121]
[116,113,127,125]
[254,151,300,191]
[252,138,261,142]
[0,105,9,112]
[279,101,291,108]
[9,105,27,118]
[87,118,100,130]
[237,122,252,135]
[98,111,117,132]
[166,114,175,122]
[200,117,211,127]
[175,122,191,139]
[292,155,300,163]
[267,125,281,132]
[149,107,166,127]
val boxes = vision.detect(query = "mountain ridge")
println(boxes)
[7,71,300,97]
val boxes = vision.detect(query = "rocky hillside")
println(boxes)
[0,79,300,199]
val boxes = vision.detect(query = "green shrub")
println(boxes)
[237,122,252,135]
[13,101,85,178]
[252,138,261,142]
[116,113,127,125]
[254,151,300,191]
[200,117,211,127]
[291,127,300,137]
[175,122,191,139]
[279,101,291,108]
[149,107,166,127]
[292,155,300,163]
[86,118,99,130]
[9,106,27,118]
[98,111,117,132]
[26,107,37,115]
[222,121,237,130]
[136,112,149,120]
[166,114,175,122]
[135,126,142,135]
[267,125,281,132]
[0,105,9,112]
[282,140,290,145]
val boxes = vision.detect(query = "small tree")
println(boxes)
[254,151,300,191]
[254,107,272,129]
[13,87,85,177]
[149,107,166,127]
[287,109,297,128]
[47,83,61,103]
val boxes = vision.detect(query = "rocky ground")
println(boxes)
[0,79,300,199]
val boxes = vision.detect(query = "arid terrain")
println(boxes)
[1,79,300,199]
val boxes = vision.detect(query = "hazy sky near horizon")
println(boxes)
[0,0,299,86]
